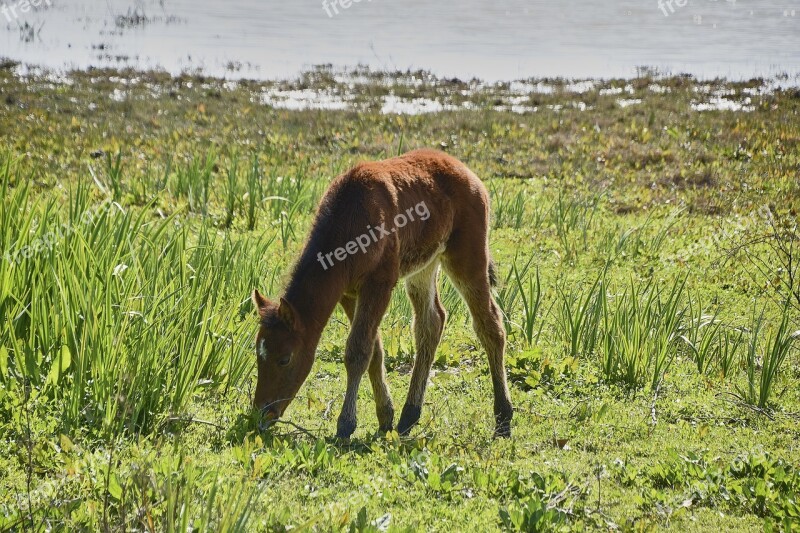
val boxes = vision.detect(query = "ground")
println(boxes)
[0,63,799,531]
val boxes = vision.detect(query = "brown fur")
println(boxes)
[251,149,512,438]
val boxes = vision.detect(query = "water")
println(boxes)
[1,0,798,81]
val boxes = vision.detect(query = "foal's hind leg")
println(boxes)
[340,295,395,432]
[442,253,513,437]
[397,260,446,435]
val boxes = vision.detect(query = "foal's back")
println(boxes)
[320,149,492,282]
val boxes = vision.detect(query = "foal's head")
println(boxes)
[250,290,311,420]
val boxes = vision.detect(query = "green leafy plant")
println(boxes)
[679,296,723,374]
[738,303,800,409]
[556,272,605,359]
[600,276,687,389]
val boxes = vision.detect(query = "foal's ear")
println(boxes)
[251,289,270,318]
[277,297,298,329]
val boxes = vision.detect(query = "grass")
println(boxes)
[0,63,799,531]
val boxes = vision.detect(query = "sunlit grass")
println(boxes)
[0,67,799,531]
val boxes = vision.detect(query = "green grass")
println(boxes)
[0,64,799,531]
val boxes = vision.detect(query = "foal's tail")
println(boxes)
[488,259,498,288]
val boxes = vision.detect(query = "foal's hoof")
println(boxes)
[494,421,512,439]
[336,416,357,440]
[397,404,421,435]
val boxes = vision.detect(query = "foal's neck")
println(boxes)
[283,253,345,343]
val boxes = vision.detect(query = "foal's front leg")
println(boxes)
[340,295,395,433]
[336,281,394,439]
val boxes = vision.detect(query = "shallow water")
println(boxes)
[1,0,798,81]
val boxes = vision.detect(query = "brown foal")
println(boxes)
[251,149,512,438]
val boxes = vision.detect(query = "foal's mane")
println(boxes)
[283,172,373,304]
